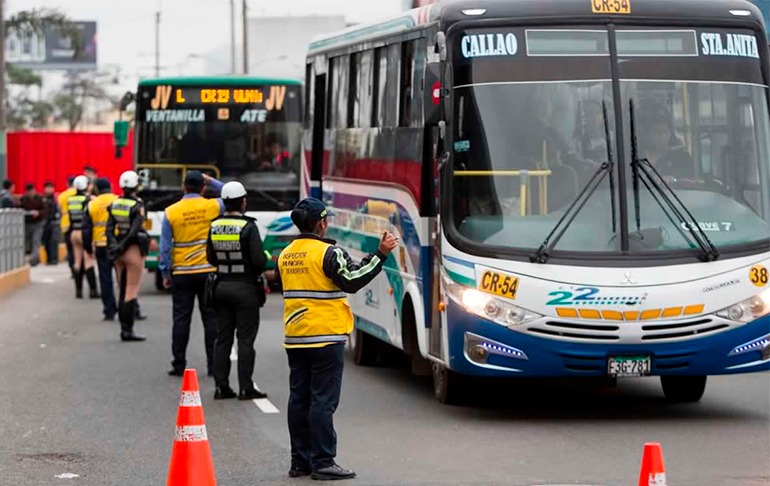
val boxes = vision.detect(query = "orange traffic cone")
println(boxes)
[167,369,217,486]
[638,442,667,486]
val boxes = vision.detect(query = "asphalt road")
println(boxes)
[0,264,768,486]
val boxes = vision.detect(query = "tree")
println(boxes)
[53,71,119,131]
[7,64,53,129]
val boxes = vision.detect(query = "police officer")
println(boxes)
[107,170,149,342]
[59,176,77,278]
[159,171,225,376]
[83,178,119,321]
[206,181,269,400]
[277,198,398,481]
[68,175,99,299]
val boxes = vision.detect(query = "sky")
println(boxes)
[11,0,407,91]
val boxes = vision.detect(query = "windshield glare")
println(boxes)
[450,26,770,257]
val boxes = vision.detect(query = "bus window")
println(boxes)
[354,50,374,128]
[411,38,426,126]
[305,63,314,129]
[385,43,401,127]
[400,41,415,127]
[373,47,388,127]
[326,60,334,129]
[348,54,359,127]
[332,56,350,129]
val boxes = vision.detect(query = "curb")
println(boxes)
[0,265,31,299]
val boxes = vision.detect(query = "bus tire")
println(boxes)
[661,375,707,403]
[402,298,432,376]
[432,363,465,405]
[351,328,379,367]
[154,270,164,291]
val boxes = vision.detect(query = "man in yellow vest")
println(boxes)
[58,176,77,278]
[159,171,225,377]
[277,198,398,481]
[83,178,120,321]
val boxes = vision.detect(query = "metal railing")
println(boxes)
[0,209,25,274]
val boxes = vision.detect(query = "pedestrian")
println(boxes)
[277,198,398,481]
[41,182,61,265]
[107,171,148,342]
[20,183,48,267]
[206,181,268,400]
[59,176,77,278]
[159,171,225,377]
[68,175,99,299]
[83,178,119,321]
[0,179,16,208]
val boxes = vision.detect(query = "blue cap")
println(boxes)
[95,177,111,192]
[291,198,329,229]
[184,170,205,186]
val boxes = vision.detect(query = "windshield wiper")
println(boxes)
[531,101,617,264]
[628,99,719,262]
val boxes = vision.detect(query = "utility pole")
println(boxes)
[0,0,7,180]
[155,11,161,78]
[230,0,236,74]
[242,0,248,75]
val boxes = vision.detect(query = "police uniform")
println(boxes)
[159,171,224,376]
[277,198,388,480]
[83,180,119,320]
[206,209,268,399]
[59,185,77,275]
[68,190,99,297]
[108,194,145,329]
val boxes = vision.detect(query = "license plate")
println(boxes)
[607,356,651,377]
[144,219,153,230]
[592,0,631,15]
[478,269,519,300]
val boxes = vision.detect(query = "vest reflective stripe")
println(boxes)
[211,217,249,275]
[110,198,139,237]
[283,290,346,300]
[68,195,87,230]
[166,198,221,275]
[88,194,119,246]
[278,238,353,349]
[59,188,77,232]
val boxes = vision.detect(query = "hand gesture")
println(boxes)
[163,277,172,289]
[378,231,399,256]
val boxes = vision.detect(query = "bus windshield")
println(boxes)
[450,26,770,259]
[135,82,302,212]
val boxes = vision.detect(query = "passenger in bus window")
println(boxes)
[641,107,695,182]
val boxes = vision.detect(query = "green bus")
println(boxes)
[123,76,302,289]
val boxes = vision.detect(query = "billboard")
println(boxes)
[6,21,97,70]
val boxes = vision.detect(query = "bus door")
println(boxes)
[310,72,327,199]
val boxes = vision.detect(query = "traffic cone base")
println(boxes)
[167,369,216,486]
[638,442,667,486]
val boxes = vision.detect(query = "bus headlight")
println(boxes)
[717,289,770,323]
[442,270,541,327]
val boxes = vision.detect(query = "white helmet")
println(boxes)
[73,175,89,191]
[119,170,140,189]
[221,181,247,200]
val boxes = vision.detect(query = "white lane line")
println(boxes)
[253,398,280,414]
[230,344,237,361]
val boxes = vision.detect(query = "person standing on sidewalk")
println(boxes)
[206,181,268,400]
[277,198,398,481]
[83,178,119,321]
[159,171,225,377]
[42,182,61,265]
[20,183,48,267]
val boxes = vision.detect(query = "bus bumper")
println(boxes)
[446,301,770,377]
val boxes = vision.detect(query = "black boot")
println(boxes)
[86,267,100,299]
[75,267,84,299]
[120,300,146,342]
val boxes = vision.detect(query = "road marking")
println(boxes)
[230,344,237,361]
[253,398,279,414]
[55,473,80,479]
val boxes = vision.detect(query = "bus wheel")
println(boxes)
[154,270,164,291]
[351,328,379,367]
[661,375,707,403]
[432,363,465,405]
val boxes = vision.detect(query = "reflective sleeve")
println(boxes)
[159,214,173,279]
[322,245,387,294]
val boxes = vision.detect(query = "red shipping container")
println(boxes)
[7,131,134,193]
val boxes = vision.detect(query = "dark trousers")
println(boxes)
[24,221,44,266]
[287,344,345,471]
[95,247,117,319]
[42,222,58,264]
[171,273,218,372]
[213,281,260,391]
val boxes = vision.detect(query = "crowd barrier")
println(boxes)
[0,209,30,298]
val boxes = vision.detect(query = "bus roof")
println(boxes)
[308,0,765,55]
[138,76,302,87]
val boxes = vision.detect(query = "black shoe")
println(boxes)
[214,386,237,400]
[121,332,146,342]
[289,467,312,478]
[89,291,101,299]
[75,289,83,299]
[311,464,356,481]
[103,315,116,322]
[239,388,268,400]
[135,312,148,321]
[168,368,184,377]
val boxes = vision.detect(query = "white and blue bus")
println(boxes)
[302,0,770,403]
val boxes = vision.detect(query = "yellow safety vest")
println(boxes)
[67,195,88,231]
[58,188,77,232]
[165,197,221,275]
[278,237,353,349]
[110,197,139,238]
[88,193,119,247]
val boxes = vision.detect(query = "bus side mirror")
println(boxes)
[424,62,444,126]
[113,120,130,148]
